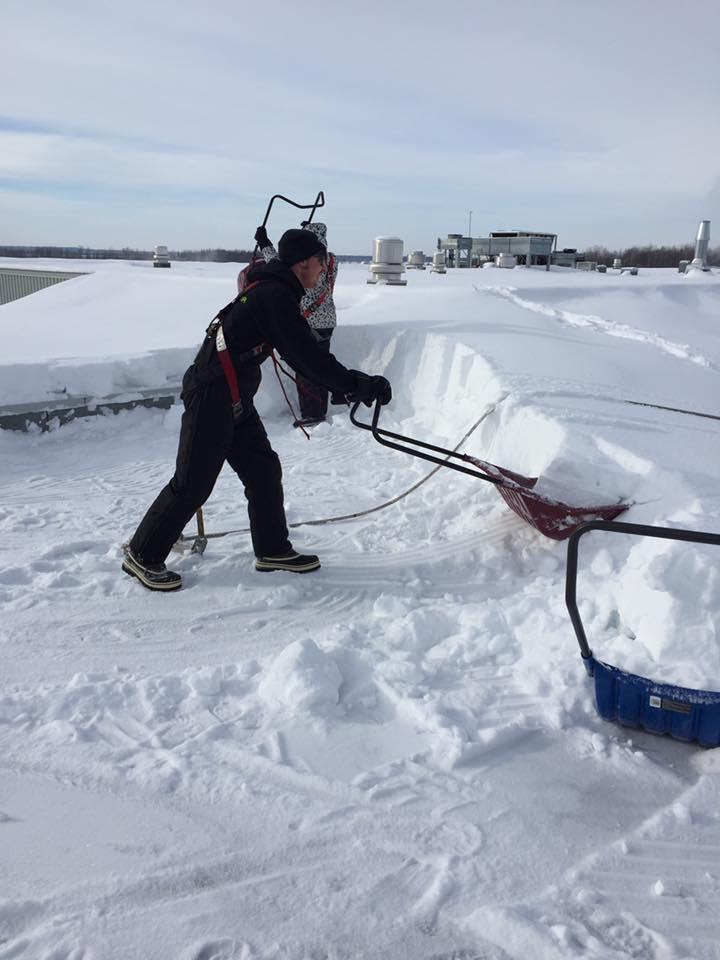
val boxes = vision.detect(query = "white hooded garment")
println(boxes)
[261,222,338,331]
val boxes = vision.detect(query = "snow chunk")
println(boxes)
[187,666,223,698]
[257,638,342,715]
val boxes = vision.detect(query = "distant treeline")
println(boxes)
[0,243,716,267]
[0,245,255,262]
[583,244,719,268]
[0,245,370,263]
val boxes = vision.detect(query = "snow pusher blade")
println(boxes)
[566,520,720,746]
[462,456,626,539]
[349,401,626,540]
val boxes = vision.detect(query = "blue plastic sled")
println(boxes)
[566,520,720,747]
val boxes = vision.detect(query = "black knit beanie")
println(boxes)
[278,228,327,267]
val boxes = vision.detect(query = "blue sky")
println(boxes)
[1,0,719,254]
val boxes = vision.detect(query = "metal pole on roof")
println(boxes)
[468,210,473,237]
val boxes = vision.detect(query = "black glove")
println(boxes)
[254,225,271,248]
[347,371,392,407]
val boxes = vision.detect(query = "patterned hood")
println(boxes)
[303,221,328,248]
[256,222,337,329]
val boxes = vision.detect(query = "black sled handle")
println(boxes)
[261,191,325,228]
[349,401,502,486]
[252,191,325,258]
[566,520,720,661]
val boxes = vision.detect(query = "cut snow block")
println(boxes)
[585,657,720,747]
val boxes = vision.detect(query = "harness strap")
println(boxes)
[214,324,246,420]
[211,280,268,420]
[211,276,317,436]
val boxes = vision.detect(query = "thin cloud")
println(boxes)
[1,0,718,250]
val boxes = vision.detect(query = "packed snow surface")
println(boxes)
[1,258,720,959]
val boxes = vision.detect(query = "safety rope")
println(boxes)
[177,402,499,549]
[269,351,311,438]
[270,347,328,433]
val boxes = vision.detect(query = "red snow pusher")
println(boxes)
[350,401,627,540]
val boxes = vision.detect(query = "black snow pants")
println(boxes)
[129,379,291,565]
[295,328,333,420]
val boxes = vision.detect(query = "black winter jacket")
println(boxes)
[183,260,357,405]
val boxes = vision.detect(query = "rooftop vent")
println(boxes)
[367,237,407,286]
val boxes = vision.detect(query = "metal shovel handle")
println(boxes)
[349,400,502,485]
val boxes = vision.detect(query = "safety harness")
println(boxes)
[206,280,312,434]
[208,266,336,436]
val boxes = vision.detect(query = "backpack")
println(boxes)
[237,255,264,294]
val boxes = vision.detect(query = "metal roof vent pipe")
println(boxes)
[687,220,711,272]
[407,250,426,270]
[153,245,171,268]
[430,251,446,274]
[367,237,407,285]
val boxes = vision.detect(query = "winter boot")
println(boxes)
[122,547,182,591]
[254,549,321,573]
[293,417,326,429]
